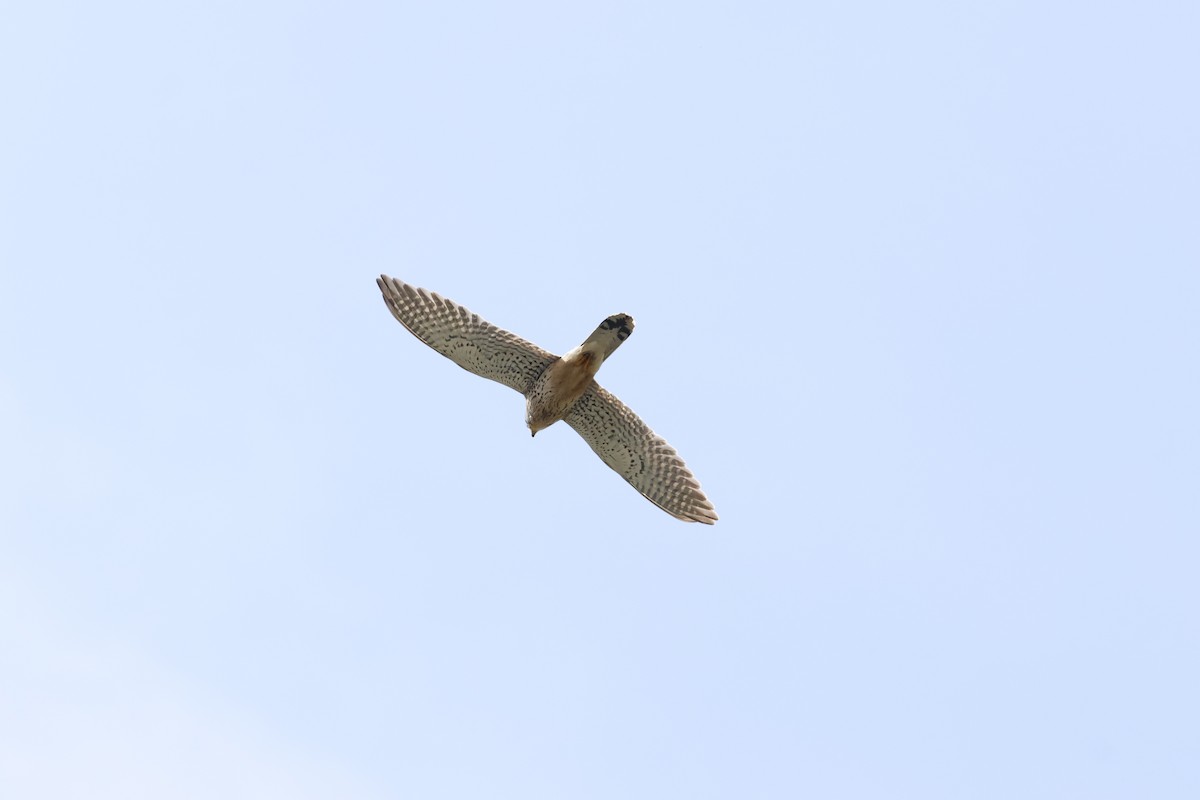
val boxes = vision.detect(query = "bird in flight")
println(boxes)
[376,275,718,524]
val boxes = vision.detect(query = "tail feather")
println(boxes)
[581,313,635,364]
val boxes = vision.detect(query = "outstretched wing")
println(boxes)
[565,384,718,524]
[377,275,556,394]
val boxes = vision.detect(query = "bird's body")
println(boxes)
[376,275,717,524]
[525,313,632,435]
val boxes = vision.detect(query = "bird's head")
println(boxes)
[526,410,554,437]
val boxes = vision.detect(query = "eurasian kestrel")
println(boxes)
[376,275,718,524]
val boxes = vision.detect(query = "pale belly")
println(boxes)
[525,351,598,434]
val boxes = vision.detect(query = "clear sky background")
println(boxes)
[2,2,1197,798]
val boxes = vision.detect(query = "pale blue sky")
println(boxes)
[2,1,1197,797]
